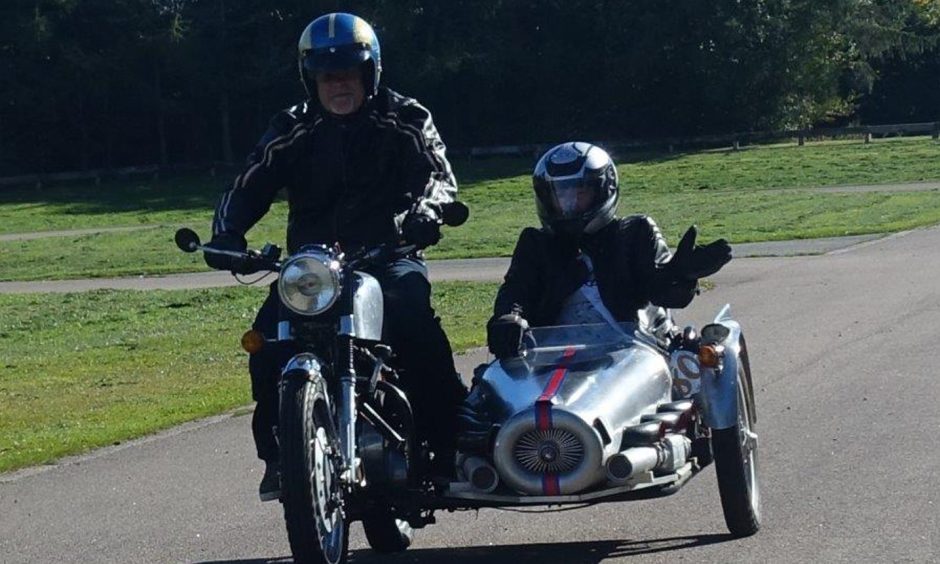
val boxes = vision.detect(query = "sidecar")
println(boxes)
[446,305,760,537]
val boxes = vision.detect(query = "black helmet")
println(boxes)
[298,13,382,98]
[533,142,619,238]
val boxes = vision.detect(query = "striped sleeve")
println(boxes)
[631,216,697,309]
[212,109,314,236]
[375,99,457,224]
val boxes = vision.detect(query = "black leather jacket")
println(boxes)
[491,216,697,327]
[212,87,457,253]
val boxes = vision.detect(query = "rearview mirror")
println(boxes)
[175,228,201,253]
[700,323,730,345]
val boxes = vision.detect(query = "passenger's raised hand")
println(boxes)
[671,225,732,280]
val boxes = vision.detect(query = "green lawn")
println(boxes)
[0,281,498,473]
[4,137,939,473]
[1,138,940,282]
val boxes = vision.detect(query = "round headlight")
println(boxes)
[278,252,342,315]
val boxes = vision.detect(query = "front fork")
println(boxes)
[277,318,360,487]
[337,332,359,485]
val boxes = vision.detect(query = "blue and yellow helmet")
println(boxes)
[298,13,382,98]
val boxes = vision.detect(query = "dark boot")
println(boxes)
[258,460,281,502]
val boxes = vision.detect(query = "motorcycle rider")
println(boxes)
[204,12,467,501]
[486,142,733,358]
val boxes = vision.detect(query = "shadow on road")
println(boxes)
[194,533,734,564]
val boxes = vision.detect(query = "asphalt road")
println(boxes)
[0,233,882,294]
[2,227,939,563]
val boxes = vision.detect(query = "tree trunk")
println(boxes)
[220,90,233,164]
[218,0,233,164]
[78,96,90,171]
[154,55,168,166]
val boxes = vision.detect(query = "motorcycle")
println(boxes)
[175,211,760,564]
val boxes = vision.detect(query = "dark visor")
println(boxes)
[544,177,599,218]
[302,45,371,74]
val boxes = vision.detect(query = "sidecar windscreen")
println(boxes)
[521,322,650,366]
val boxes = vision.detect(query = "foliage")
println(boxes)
[0,1,938,175]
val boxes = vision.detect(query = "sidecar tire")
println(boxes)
[712,365,761,538]
[362,511,414,553]
[280,376,350,564]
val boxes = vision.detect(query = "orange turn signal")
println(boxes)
[241,330,266,354]
[698,344,725,368]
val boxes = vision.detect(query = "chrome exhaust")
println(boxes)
[462,456,499,493]
[606,435,692,483]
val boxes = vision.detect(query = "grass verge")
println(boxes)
[1,137,939,281]
[0,281,498,473]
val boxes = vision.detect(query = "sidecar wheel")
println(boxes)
[280,376,349,564]
[362,510,414,553]
[712,364,761,538]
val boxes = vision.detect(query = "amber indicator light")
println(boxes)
[241,330,265,354]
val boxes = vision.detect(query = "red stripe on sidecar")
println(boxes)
[542,473,560,496]
[537,347,577,407]
[534,347,577,495]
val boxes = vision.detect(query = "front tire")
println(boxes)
[712,362,761,537]
[280,375,349,564]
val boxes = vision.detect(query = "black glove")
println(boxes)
[401,214,442,249]
[487,312,530,359]
[203,232,256,274]
[671,226,732,280]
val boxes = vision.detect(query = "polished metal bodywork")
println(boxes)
[282,352,324,377]
[698,305,743,430]
[468,309,748,497]
[476,323,673,495]
[347,272,384,341]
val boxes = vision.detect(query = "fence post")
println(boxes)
[732,139,740,151]
[864,132,872,144]
[798,131,805,146]
[932,122,939,140]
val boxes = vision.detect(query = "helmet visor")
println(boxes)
[538,177,601,219]
[302,45,371,74]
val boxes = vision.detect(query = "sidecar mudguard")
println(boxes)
[697,305,749,430]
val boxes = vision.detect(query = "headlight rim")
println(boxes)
[277,249,342,316]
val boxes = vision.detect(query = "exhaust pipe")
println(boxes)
[462,456,499,493]
[606,435,692,483]
[606,446,659,481]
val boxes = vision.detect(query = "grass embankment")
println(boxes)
[1,137,940,281]
[0,281,498,473]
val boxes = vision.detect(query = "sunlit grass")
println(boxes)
[1,137,939,281]
[0,281,498,472]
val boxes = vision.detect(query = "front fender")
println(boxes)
[698,306,743,430]
[281,352,326,383]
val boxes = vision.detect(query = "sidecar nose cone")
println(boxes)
[538,443,559,463]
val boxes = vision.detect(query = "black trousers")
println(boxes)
[249,257,466,462]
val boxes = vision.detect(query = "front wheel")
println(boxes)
[279,375,349,564]
[712,363,761,537]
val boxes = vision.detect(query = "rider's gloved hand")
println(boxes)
[204,232,257,274]
[401,213,442,249]
[671,225,732,280]
[487,312,530,359]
